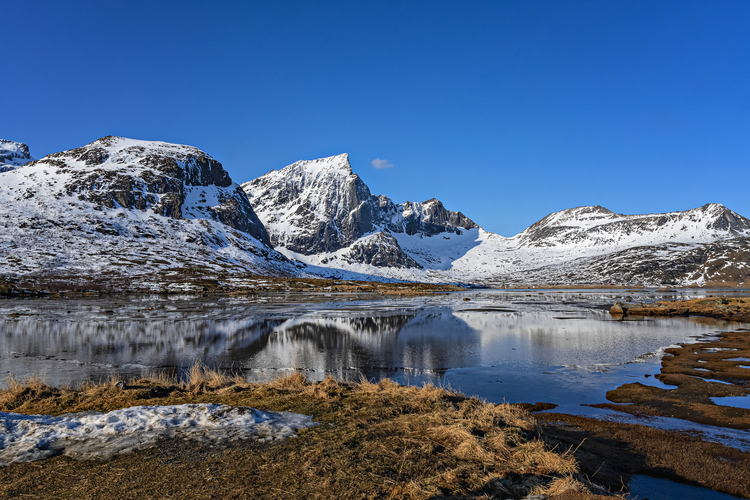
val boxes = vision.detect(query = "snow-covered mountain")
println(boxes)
[4,139,747,289]
[242,154,475,269]
[243,154,750,287]
[0,136,300,290]
[0,140,34,172]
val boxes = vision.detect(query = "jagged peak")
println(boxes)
[554,205,614,216]
[529,205,616,228]
[0,139,30,156]
[281,153,352,177]
[694,203,732,215]
[422,198,442,206]
[0,139,34,170]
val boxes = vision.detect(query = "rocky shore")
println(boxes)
[610,296,750,323]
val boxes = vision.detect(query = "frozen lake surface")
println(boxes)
[3,289,747,410]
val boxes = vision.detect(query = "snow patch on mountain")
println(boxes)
[0,139,33,172]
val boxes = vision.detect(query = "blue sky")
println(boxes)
[3,1,749,235]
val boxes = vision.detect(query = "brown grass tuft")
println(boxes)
[268,371,308,391]
[0,374,59,412]
[184,362,238,392]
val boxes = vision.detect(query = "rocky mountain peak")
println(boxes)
[280,153,353,178]
[242,153,373,254]
[244,154,480,260]
[44,136,234,189]
[26,136,270,245]
[0,139,34,172]
[517,202,750,248]
[0,136,303,282]
[687,203,750,233]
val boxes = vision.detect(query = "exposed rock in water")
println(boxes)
[610,302,624,315]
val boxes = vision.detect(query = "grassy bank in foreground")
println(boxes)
[0,369,610,499]
[5,370,750,499]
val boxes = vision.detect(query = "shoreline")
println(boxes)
[0,275,467,298]
[2,370,612,500]
[3,292,750,497]
[611,296,750,323]
[4,273,750,298]
[2,367,750,499]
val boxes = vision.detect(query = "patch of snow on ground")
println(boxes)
[0,404,317,466]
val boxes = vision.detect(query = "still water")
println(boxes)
[2,289,746,411]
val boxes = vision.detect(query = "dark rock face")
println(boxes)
[34,136,270,246]
[375,197,477,237]
[698,203,750,233]
[342,232,422,269]
[243,154,477,257]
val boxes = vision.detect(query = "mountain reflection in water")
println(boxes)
[1,302,480,385]
[1,291,745,407]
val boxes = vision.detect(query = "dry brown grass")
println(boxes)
[539,412,750,499]
[614,296,750,323]
[0,368,611,499]
[0,374,60,412]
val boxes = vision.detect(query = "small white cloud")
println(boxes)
[371,158,394,169]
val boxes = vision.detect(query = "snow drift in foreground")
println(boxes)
[0,404,318,466]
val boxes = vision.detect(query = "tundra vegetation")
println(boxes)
[1,367,612,499]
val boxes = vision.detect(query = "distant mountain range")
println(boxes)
[2,138,748,288]
[244,153,750,287]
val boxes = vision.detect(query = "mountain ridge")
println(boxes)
[0,136,300,290]
[242,153,477,269]
[3,138,748,288]
[243,154,750,287]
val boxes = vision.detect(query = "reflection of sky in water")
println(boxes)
[627,474,745,500]
[710,395,750,409]
[1,290,748,411]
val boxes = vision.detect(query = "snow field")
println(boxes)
[0,404,318,466]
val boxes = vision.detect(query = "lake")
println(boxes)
[3,288,746,412]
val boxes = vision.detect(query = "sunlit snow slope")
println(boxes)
[242,154,477,276]
[0,139,34,172]
[244,155,750,287]
[0,136,300,288]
